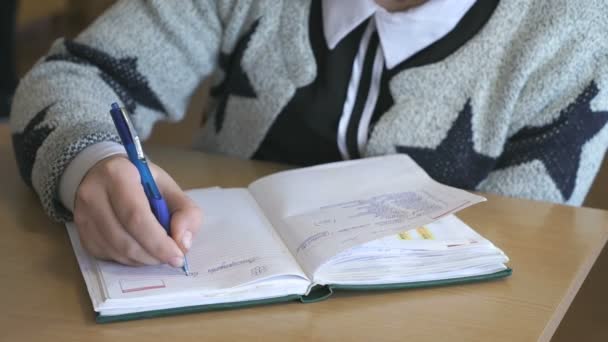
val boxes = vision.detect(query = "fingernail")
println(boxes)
[182,230,193,250]
[169,256,184,268]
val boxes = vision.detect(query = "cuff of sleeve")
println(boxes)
[59,141,126,212]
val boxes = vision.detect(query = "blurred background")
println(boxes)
[1,0,206,146]
[1,2,606,340]
[1,0,116,119]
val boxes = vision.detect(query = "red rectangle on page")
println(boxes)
[120,279,166,293]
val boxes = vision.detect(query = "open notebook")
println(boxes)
[66,155,511,323]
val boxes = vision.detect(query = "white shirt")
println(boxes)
[59,0,476,211]
[323,0,476,69]
[324,0,476,159]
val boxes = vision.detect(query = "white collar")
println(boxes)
[322,0,477,69]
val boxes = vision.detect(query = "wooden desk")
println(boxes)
[1,125,607,341]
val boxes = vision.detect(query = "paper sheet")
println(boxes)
[249,154,486,276]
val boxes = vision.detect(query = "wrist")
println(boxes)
[59,142,126,211]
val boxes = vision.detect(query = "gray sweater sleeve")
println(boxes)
[476,80,608,206]
[9,0,224,221]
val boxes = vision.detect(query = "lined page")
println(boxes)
[248,155,485,276]
[69,188,308,301]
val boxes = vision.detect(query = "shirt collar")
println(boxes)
[322,0,477,69]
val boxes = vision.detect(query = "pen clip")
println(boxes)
[111,103,146,160]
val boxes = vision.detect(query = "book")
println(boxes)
[65,154,511,323]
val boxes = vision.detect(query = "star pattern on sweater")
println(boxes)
[46,40,165,114]
[495,81,608,199]
[12,104,55,187]
[209,21,259,132]
[395,82,608,200]
[395,99,496,190]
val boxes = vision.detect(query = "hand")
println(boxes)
[73,155,202,267]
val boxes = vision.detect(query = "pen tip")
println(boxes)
[183,258,191,276]
[111,102,120,110]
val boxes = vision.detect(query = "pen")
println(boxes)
[109,102,190,276]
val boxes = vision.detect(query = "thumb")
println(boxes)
[152,164,203,252]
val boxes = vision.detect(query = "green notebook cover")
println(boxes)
[96,268,512,323]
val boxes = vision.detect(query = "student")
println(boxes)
[9,0,608,268]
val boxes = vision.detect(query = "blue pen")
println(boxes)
[109,103,190,275]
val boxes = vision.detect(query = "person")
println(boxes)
[9,0,608,268]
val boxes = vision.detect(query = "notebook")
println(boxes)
[65,154,511,323]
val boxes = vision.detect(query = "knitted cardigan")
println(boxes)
[10,0,608,221]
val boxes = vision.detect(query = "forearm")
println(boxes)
[10,0,223,221]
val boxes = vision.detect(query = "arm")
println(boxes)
[9,0,231,267]
[10,0,224,221]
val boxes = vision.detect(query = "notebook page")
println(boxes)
[68,188,308,303]
[248,155,485,277]
[314,215,509,284]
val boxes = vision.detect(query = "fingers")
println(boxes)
[75,169,160,266]
[106,165,185,267]
[73,156,186,268]
[75,185,142,266]
[152,164,203,252]
[91,192,160,266]
[169,207,202,252]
